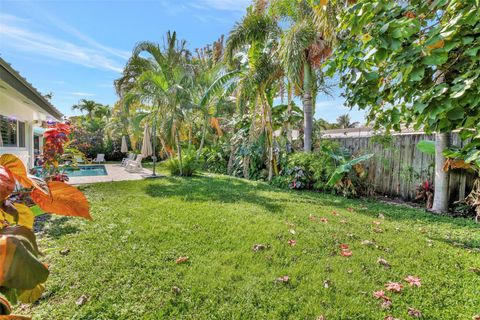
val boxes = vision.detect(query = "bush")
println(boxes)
[165,149,200,176]
[274,141,339,190]
[200,145,228,174]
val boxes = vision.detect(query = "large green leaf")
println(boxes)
[416,140,435,155]
[327,154,374,187]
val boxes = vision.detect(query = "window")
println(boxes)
[0,115,26,148]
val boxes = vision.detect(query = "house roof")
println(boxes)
[0,57,63,120]
[320,126,427,138]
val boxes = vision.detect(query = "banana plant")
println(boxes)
[326,152,374,187]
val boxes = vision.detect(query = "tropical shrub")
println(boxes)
[166,149,200,177]
[325,150,374,198]
[200,145,228,174]
[0,122,91,317]
[272,141,340,191]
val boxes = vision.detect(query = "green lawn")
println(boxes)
[24,173,479,319]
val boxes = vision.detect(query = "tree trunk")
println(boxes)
[302,63,313,153]
[175,130,183,176]
[286,81,293,153]
[265,101,274,182]
[431,132,450,213]
[196,117,207,161]
[227,144,237,176]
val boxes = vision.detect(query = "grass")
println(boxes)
[23,172,479,319]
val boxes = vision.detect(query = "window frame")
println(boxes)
[0,115,27,149]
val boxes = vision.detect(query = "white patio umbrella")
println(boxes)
[141,125,153,157]
[121,136,128,153]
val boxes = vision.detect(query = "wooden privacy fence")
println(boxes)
[321,131,475,205]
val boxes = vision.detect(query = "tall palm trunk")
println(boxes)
[196,116,208,161]
[431,132,450,213]
[286,81,293,152]
[175,129,183,176]
[265,100,274,182]
[302,63,313,153]
[244,98,259,179]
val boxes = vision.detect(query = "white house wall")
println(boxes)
[0,82,56,168]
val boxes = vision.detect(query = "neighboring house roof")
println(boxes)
[320,127,427,138]
[0,57,63,119]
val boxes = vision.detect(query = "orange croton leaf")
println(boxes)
[0,167,15,200]
[0,154,34,189]
[31,181,91,220]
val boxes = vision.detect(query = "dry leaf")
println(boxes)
[385,282,403,293]
[275,275,290,283]
[252,244,267,252]
[404,276,421,287]
[408,307,422,317]
[175,256,189,264]
[377,258,391,269]
[76,294,89,306]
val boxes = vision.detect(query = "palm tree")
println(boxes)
[121,31,194,175]
[72,99,102,119]
[336,114,359,129]
[270,0,336,152]
[225,3,283,181]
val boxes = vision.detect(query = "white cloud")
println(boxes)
[0,13,124,73]
[70,92,96,97]
[197,0,251,11]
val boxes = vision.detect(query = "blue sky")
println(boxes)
[0,0,365,123]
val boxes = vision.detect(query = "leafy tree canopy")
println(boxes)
[328,0,479,157]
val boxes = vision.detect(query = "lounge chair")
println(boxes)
[121,153,135,167]
[125,155,144,173]
[92,154,106,164]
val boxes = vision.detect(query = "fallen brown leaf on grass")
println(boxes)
[252,244,267,252]
[76,294,89,306]
[385,282,403,293]
[407,307,422,317]
[361,240,374,246]
[275,275,290,283]
[176,256,189,264]
[171,286,181,295]
[377,258,391,269]
[404,276,421,287]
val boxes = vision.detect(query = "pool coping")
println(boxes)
[68,164,154,185]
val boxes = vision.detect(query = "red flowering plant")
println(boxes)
[0,121,91,318]
[33,121,83,182]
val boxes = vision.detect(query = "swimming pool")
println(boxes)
[34,165,108,177]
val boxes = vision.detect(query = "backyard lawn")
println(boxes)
[25,173,479,319]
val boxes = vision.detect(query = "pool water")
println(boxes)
[34,165,108,177]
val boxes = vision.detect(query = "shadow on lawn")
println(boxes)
[291,189,480,230]
[144,174,478,230]
[144,175,283,213]
[34,215,81,239]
